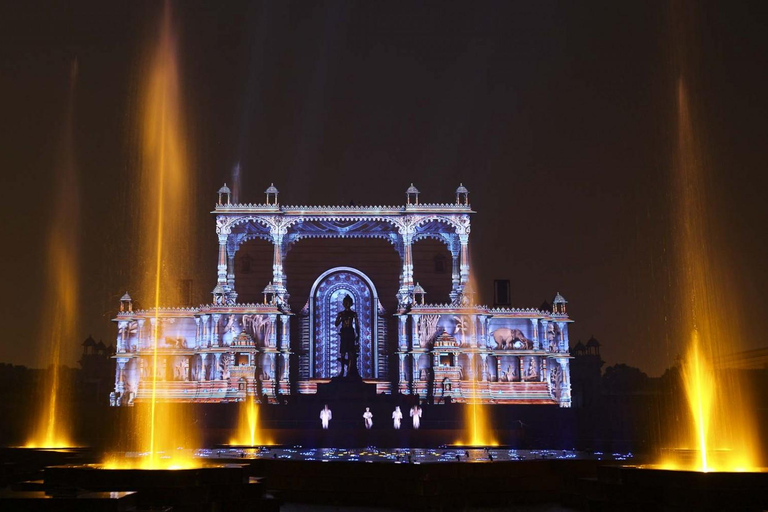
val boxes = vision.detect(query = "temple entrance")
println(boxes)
[310,267,380,379]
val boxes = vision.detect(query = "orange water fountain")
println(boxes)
[105,1,199,470]
[25,59,80,450]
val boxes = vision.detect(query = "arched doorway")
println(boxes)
[310,267,380,379]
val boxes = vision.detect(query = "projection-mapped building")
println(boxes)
[112,184,572,407]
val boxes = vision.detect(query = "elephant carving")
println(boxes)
[492,327,534,350]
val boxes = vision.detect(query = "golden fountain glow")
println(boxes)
[657,78,760,472]
[26,60,80,449]
[456,272,498,447]
[106,3,198,470]
[230,396,273,446]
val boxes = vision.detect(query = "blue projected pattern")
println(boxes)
[313,270,375,378]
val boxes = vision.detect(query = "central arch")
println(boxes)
[309,267,380,379]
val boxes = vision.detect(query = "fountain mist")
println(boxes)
[660,78,760,472]
[26,60,80,449]
[108,2,198,469]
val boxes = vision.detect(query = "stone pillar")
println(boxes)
[397,230,415,306]
[212,314,221,347]
[541,320,549,351]
[148,317,157,348]
[268,314,278,348]
[117,321,127,353]
[411,314,420,350]
[467,353,475,381]
[558,322,568,352]
[459,233,470,290]
[530,318,539,349]
[194,317,201,349]
[450,245,460,302]
[560,357,572,408]
[199,355,207,381]
[270,223,288,305]
[227,251,236,296]
[412,354,420,383]
[280,314,291,350]
[217,234,228,288]
[480,353,488,382]
[398,353,406,384]
[116,358,127,394]
[398,315,408,350]
[281,352,290,381]
[213,353,221,380]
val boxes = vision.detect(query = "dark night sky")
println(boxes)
[1,1,767,376]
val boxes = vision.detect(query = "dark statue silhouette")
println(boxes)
[335,295,360,378]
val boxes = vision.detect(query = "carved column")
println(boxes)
[397,227,415,306]
[136,319,144,350]
[398,315,408,350]
[530,318,539,349]
[116,358,128,396]
[194,317,201,349]
[117,321,127,353]
[467,353,475,381]
[213,353,221,380]
[268,314,278,348]
[148,317,157,349]
[398,353,406,384]
[226,251,236,298]
[450,241,460,302]
[459,233,470,291]
[200,314,209,348]
[213,314,223,347]
[480,353,488,382]
[217,234,228,288]
[541,320,549,351]
[199,355,207,381]
[411,314,420,350]
[280,315,291,381]
[558,322,568,352]
[270,221,288,305]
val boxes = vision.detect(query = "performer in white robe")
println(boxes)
[320,404,332,429]
[363,407,373,429]
[410,405,422,429]
[392,406,403,429]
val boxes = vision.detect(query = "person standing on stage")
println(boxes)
[363,407,373,429]
[392,406,403,429]
[320,404,332,429]
[410,404,422,429]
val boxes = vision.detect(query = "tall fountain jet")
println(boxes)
[26,60,80,449]
[662,7,761,469]
[109,2,199,469]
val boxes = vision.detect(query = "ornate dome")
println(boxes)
[586,335,601,348]
[413,282,426,295]
[234,332,255,346]
[265,183,279,195]
[553,292,568,304]
[212,284,226,294]
[120,292,132,301]
[456,183,468,194]
[218,183,231,194]
[263,282,276,294]
[406,183,419,195]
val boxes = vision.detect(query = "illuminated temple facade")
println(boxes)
[112,184,572,407]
